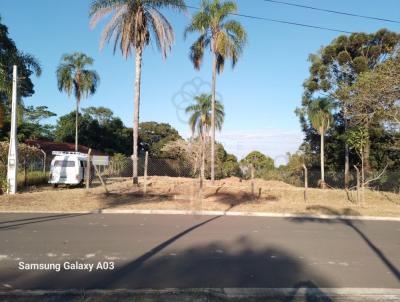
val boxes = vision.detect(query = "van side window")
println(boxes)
[54,160,75,168]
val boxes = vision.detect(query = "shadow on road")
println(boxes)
[288,206,400,282]
[4,215,333,302]
[0,213,91,231]
[91,215,222,288]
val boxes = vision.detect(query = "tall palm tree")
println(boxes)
[184,0,247,184]
[307,98,334,189]
[186,93,224,184]
[56,52,99,151]
[90,0,186,185]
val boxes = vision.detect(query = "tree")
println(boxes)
[307,98,334,188]
[161,138,240,179]
[17,105,56,141]
[349,56,400,128]
[301,29,400,187]
[184,0,247,183]
[0,17,41,128]
[90,0,186,185]
[54,108,132,155]
[347,127,369,198]
[138,122,181,157]
[56,52,100,151]
[82,106,113,125]
[241,151,275,178]
[185,93,224,183]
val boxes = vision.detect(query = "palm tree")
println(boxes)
[184,0,247,184]
[56,52,99,151]
[186,93,224,184]
[307,98,334,189]
[90,0,186,185]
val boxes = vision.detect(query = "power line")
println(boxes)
[186,5,353,34]
[262,0,400,24]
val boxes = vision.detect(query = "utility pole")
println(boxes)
[7,65,18,194]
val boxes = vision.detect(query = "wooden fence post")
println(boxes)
[23,154,27,187]
[39,149,46,175]
[93,163,108,194]
[144,151,148,194]
[354,165,360,204]
[86,149,91,190]
[251,164,255,199]
[302,164,308,202]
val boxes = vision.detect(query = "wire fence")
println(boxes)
[0,143,399,197]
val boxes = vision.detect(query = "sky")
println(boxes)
[1,0,399,165]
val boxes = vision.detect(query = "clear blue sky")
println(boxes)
[1,0,399,163]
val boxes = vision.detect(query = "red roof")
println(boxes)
[25,140,105,155]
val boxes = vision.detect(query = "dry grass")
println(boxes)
[0,176,399,217]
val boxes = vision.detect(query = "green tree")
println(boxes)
[185,93,224,183]
[217,147,240,178]
[300,29,400,187]
[307,98,334,188]
[17,105,56,141]
[241,151,275,178]
[139,122,181,157]
[185,0,247,183]
[54,109,132,155]
[90,0,186,185]
[82,106,113,125]
[56,52,100,151]
[349,56,400,129]
[347,127,369,191]
[0,17,41,129]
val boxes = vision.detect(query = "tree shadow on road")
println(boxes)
[3,215,333,301]
[0,213,91,231]
[288,206,400,282]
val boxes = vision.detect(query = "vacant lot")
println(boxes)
[0,176,399,217]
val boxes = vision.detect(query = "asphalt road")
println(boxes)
[0,212,399,300]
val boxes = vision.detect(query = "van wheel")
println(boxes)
[52,184,58,188]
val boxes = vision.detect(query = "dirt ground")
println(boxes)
[0,176,399,217]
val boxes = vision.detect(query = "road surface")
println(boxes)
[0,212,399,300]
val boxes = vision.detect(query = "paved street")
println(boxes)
[0,212,399,300]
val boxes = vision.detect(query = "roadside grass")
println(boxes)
[0,176,399,217]
[17,171,49,188]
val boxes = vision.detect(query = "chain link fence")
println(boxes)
[104,155,195,179]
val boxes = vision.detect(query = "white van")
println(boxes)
[48,151,89,187]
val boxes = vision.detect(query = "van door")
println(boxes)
[52,158,78,184]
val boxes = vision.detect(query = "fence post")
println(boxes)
[354,165,360,204]
[251,164,255,199]
[144,151,148,194]
[86,149,91,190]
[23,153,27,187]
[93,163,108,194]
[39,149,46,175]
[302,164,308,202]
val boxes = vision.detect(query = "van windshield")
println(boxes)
[54,160,75,168]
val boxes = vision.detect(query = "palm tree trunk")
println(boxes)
[75,98,80,152]
[132,47,143,185]
[210,51,217,185]
[200,130,205,188]
[320,130,326,189]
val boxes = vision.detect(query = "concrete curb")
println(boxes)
[0,288,399,301]
[100,209,400,221]
[1,208,400,222]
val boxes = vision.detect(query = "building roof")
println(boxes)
[25,140,105,156]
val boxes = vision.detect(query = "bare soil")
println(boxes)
[0,176,399,217]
